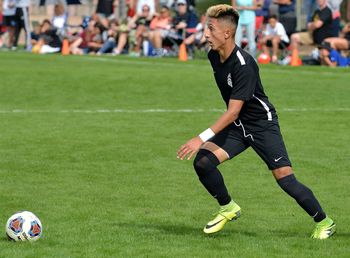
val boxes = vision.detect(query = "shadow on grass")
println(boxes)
[116,221,259,238]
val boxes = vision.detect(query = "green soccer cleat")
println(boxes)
[203,200,241,234]
[311,217,336,240]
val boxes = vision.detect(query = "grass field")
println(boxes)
[0,52,349,258]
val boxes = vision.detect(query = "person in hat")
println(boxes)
[319,41,350,67]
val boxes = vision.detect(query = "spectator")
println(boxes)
[304,0,317,24]
[259,14,289,62]
[327,0,343,36]
[273,0,296,37]
[95,0,118,28]
[182,13,206,58]
[324,21,350,50]
[318,41,350,66]
[147,5,172,55]
[52,3,67,36]
[172,0,197,39]
[255,0,271,32]
[70,19,105,54]
[13,0,32,51]
[135,0,158,16]
[39,0,67,19]
[128,4,154,56]
[112,19,130,55]
[290,0,333,52]
[96,19,119,55]
[66,0,81,17]
[165,0,198,54]
[1,0,16,49]
[232,0,258,57]
[32,19,62,54]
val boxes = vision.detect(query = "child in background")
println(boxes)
[318,41,350,67]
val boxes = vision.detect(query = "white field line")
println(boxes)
[86,57,349,77]
[0,108,349,114]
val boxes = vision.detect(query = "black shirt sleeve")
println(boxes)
[230,65,256,101]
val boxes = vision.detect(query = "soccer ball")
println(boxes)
[257,53,271,64]
[5,211,43,242]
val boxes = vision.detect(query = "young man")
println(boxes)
[177,4,336,239]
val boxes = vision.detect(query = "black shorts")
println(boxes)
[209,119,292,170]
[3,15,16,27]
[266,39,290,49]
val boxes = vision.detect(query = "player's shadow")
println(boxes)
[117,221,257,238]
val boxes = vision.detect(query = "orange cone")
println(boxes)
[178,43,188,61]
[61,39,70,55]
[290,48,302,66]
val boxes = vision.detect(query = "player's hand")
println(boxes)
[177,136,203,160]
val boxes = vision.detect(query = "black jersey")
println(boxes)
[208,46,277,123]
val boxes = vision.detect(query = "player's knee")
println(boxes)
[193,150,219,177]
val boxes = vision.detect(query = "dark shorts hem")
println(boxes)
[209,119,292,171]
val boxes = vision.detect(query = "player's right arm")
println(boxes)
[177,99,244,160]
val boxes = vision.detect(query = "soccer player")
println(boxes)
[177,4,336,239]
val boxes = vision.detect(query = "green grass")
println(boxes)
[0,52,349,258]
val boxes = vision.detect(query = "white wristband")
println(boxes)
[199,128,215,142]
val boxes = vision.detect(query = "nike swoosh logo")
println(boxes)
[205,219,224,229]
[274,157,283,162]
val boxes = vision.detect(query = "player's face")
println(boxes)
[204,18,228,51]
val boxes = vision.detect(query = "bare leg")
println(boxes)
[324,37,349,51]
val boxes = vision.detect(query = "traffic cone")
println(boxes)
[61,39,70,55]
[178,43,188,61]
[290,48,302,66]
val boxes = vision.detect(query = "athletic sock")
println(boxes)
[221,200,236,211]
[277,174,326,222]
[193,150,231,205]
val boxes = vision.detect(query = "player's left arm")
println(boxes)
[177,99,244,160]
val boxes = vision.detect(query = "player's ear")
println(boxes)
[224,29,232,39]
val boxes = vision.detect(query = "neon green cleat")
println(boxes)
[311,217,336,239]
[203,200,241,234]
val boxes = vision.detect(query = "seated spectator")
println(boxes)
[324,22,350,51]
[96,19,119,55]
[290,0,334,53]
[31,19,62,54]
[70,19,105,54]
[147,5,172,55]
[158,0,197,56]
[112,19,130,55]
[128,4,154,56]
[259,14,289,62]
[182,13,206,58]
[319,41,350,66]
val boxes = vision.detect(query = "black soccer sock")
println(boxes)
[193,150,231,205]
[277,174,326,222]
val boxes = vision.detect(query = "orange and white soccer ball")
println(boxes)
[257,53,271,64]
[5,211,43,242]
